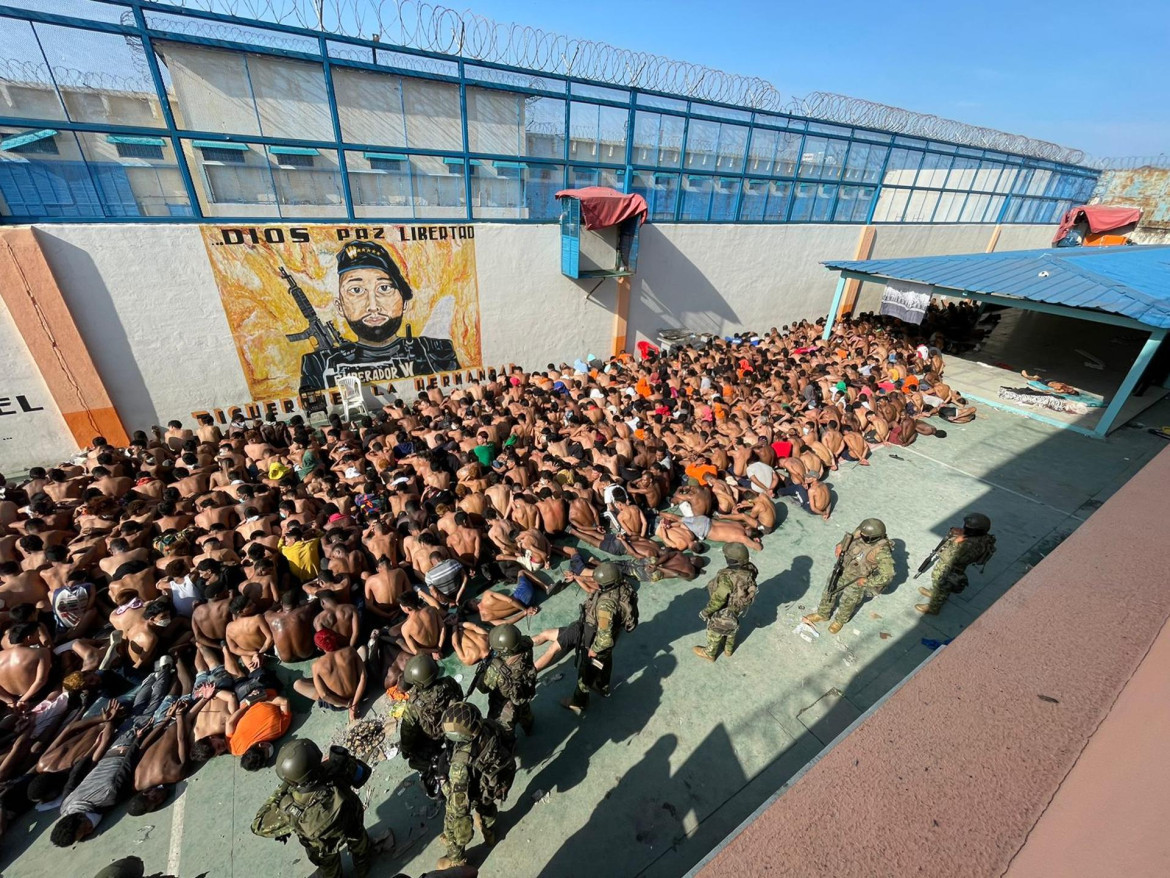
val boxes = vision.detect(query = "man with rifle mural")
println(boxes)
[804,518,895,634]
[290,240,461,393]
[914,513,996,615]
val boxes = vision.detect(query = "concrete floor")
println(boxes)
[4,399,1170,878]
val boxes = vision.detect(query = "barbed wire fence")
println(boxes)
[165,0,1092,163]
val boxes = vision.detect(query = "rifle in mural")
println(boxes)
[280,265,343,353]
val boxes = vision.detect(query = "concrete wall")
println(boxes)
[630,223,862,341]
[30,222,617,433]
[0,294,78,471]
[0,219,1054,471]
[1091,166,1170,244]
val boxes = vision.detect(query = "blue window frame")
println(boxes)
[0,4,1098,224]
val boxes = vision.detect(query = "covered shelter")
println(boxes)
[821,245,1170,437]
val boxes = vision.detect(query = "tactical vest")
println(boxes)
[410,677,463,740]
[723,563,759,616]
[487,646,537,705]
[583,581,638,633]
[254,783,359,854]
[450,719,517,805]
[842,537,891,583]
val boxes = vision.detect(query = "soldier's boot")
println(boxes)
[476,807,498,846]
[915,603,940,615]
[827,619,844,634]
[560,697,585,716]
[437,856,467,869]
[692,645,716,662]
[802,613,826,625]
[918,586,933,598]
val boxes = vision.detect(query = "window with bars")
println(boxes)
[275,153,315,168]
[10,136,59,155]
[199,147,246,164]
[114,142,165,160]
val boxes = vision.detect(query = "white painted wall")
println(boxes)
[25,220,1055,451]
[34,224,251,431]
[630,223,862,342]
[0,296,77,472]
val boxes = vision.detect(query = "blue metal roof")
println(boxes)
[823,245,1170,329]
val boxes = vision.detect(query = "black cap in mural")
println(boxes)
[336,241,413,300]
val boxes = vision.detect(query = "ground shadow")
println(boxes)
[625,227,742,347]
[738,555,813,649]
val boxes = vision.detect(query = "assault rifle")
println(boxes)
[824,531,854,601]
[465,653,492,699]
[914,528,960,579]
[280,265,343,352]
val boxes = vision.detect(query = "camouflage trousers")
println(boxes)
[443,801,498,864]
[701,623,740,659]
[302,827,372,878]
[926,570,968,612]
[490,699,534,735]
[818,581,876,625]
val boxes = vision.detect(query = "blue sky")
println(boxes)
[460,0,1169,158]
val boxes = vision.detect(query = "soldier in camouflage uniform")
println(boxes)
[562,561,638,716]
[477,623,537,734]
[436,702,517,869]
[804,518,895,634]
[693,543,759,662]
[398,654,463,795]
[916,513,996,615]
[251,739,372,878]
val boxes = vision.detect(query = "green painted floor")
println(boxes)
[5,400,1169,878]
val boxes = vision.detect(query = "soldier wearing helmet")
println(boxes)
[476,623,537,734]
[916,512,996,615]
[251,738,373,878]
[436,702,518,869]
[398,654,464,796]
[804,518,895,634]
[694,542,760,662]
[562,561,639,716]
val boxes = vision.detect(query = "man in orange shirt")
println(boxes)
[224,692,293,771]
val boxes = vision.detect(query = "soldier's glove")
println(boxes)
[699,611,710,622]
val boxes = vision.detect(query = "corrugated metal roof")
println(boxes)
[823,245,1170,329]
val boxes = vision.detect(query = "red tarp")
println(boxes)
[1053,204,1142,244]
[555,186,649,230]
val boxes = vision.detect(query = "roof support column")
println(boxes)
[1095,329,1166,437]
[823,274,847,340]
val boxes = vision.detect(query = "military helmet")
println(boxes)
[593,561,621,588]
[404,654,439,689]
[275,739,322,786]
[963,512,991,535]
[441,701,483,743]
[490,623,521,654]
[722,543,750,564]
[859,518,886,540]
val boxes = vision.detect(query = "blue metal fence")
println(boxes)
[0,0,1099,226]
